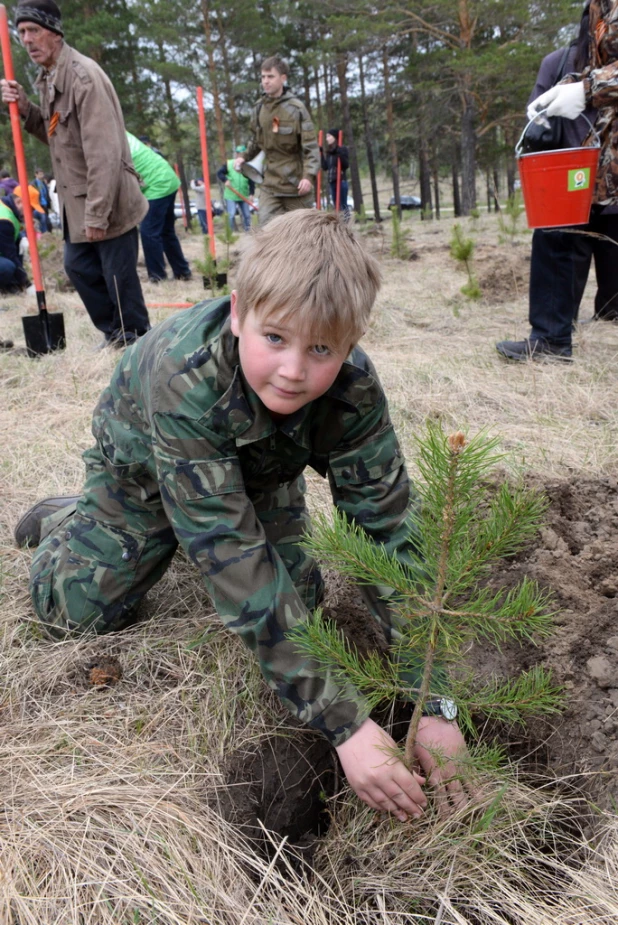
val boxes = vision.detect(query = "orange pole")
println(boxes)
[196,87,216,260]
[335,130,343,213]
[174,163,187,230]
[0,5,44,293]
[316,129,323,210]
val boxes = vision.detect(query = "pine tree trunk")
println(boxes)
[383,46,400,217]
[432,154,440,220]
[176,151,192,231]
[419,136,432,220]
[452,162,461,217]
[217,9,239,148]
[324,60,335,127]
[200,0,227,164]
[358,52,381,222]
[313,65,323,129]
[336,53,363,213]
[460,86,477,214]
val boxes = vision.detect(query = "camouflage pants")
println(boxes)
[29,445,324,640]
[258,188,315,226]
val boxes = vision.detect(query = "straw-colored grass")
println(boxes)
[1,213,618,923]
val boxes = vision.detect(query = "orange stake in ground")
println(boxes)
[196,87,216,260]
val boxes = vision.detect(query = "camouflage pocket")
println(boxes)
[329,425,404,488]
[30,513,147,635]
[171,457,245,502]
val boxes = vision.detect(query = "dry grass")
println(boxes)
[1,212,618,923]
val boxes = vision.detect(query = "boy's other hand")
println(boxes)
[413,716,472,818]
[297,178,312,195]
[335,717,427,822]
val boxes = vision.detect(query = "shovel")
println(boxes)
[0,4,65,358]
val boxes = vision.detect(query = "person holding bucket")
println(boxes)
[497,0,618,361]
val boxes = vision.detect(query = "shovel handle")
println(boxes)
[0,4,46,301]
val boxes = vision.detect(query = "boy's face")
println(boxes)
[230,292,349,419]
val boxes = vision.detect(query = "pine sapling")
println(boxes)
[450,223,481,299]
[390,208,409,259]
[290,425,562,776]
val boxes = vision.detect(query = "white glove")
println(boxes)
[528,82,586,122]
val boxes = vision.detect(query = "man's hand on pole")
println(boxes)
[0,78,29,116]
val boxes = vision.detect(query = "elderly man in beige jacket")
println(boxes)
[0,0,150,348]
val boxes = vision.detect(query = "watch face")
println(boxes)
[440,698,458,721]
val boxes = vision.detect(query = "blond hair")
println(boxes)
[234,211,381,352]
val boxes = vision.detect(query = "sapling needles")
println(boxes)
[291,425,562,771]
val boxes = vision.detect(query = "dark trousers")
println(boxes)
[530,209,618,346]
[64,226,150,343]
[140,192,191,281]
[329,179,349,213]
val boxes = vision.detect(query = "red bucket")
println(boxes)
[516,115,600,229]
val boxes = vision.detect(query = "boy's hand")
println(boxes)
[413,716,472,818]
[335,717,427,822]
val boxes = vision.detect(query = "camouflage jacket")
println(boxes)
[565,0,618,203]
[245,90,320,196]
[93,298,418,745]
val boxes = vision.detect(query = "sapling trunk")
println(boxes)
[405,432,464,766]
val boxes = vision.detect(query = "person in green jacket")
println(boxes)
[217,145,255,232]
[126,132,192,284]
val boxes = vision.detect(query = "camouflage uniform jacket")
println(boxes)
[93,297,418,746]
[245,90,320,196]
[563,0,618,203]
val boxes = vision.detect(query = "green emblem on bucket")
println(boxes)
[568,168,591,192]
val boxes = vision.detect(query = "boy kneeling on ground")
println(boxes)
[16,211,471,821]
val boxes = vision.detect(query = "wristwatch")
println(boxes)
[421,698,458,721]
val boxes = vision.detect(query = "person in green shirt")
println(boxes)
[217,145,255,232]
[126,132,192,284]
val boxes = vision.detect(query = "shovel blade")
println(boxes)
[22,311,66,358]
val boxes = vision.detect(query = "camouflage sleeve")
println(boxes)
[298,103,320,180]
[152,411,370,746]
[581,2,618,107]
[327,398,422,566]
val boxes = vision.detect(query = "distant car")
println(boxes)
[388,195,422,210]
[174,202,198,220]
[173,200,224,220]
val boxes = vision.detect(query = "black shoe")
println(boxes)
[496,338,572,361]
[0,338,14,350]
[148,275,166,284]
[14,495,81,548]
[174,272,193,281]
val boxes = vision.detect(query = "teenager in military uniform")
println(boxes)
[234,55,320,226]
